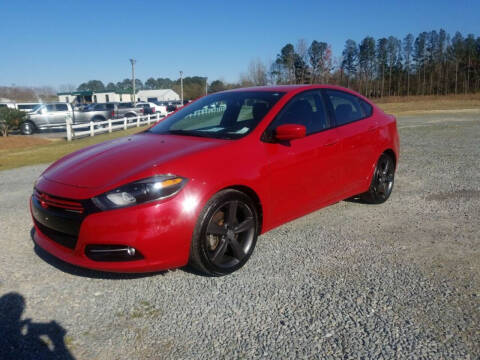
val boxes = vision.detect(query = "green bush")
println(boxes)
[0,108,26,136]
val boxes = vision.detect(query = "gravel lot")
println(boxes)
[0,111,479,359]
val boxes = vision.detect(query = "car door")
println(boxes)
[51,103,70,124]
[263,90,342,225]
[322,89,378,196]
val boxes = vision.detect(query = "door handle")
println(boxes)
[325,140,338,147]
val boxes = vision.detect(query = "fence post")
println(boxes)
[156,113,160,122]
[136,115,140,127]
[124,117,127,130]
[108,119,112,133]
[66,116,72,141]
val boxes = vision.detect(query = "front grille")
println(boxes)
[34,189,84,214]
[34,219,78,250]
[32,190,86,250]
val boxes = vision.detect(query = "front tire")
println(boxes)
[21,121,35,135]
[189,189,259,276]
[361,153,395,204]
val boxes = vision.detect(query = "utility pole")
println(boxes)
[179,70,183,105]
[205,77,208,96]
[130,58,136,104]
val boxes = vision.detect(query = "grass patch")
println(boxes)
[0,126,149,171]
[377,93,480,115]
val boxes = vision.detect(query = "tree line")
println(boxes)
[74,29,479,99]
[76,77,209,101]
[247,29,479,97]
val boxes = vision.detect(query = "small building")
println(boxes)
[57,89,179,104]
[136,89,179,102]
[57,90,132,104]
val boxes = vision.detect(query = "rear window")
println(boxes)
[17,104,38,110]
[56,104,68,111]
[324,90,366,126]
[118,103,133,108]
[360,99,373,116]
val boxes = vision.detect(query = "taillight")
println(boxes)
[140,108,144,114]
[152,107,156,113]
[110,110,115,118]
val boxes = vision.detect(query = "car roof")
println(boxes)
[223,84,350,93]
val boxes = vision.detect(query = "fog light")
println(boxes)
[85,245,143,262]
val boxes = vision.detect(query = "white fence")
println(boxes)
[66,113,161,141]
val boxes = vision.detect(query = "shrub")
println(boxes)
[0,108,26,136]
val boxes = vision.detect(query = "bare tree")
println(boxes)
[241,59,268,86]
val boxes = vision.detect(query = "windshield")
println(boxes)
[147,91,285,139]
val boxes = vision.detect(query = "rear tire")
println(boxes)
[21,121,35,135]
[361,153,395,204]
[189,189,259,276]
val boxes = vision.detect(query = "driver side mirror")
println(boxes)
[274,124,306,141]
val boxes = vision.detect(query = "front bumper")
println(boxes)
[31,190,198,273]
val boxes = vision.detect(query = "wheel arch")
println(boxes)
[219,185,264,234]
[383,148,397,169]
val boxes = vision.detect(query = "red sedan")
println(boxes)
[31,85,399,276]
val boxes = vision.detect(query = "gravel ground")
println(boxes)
[0,112,479,359]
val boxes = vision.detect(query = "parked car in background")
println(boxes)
[136,102,168,116]
[166,103,177,112]
[135,102,154,115]
[30,85,399,275]
[16,103,42,112]
[21,102,143,135]
[116,102,143,118]
[74,103,116,124]
[22,103,74,135]
[151,101,168,116]
[0,102,17,109]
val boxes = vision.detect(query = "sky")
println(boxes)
[0,0,479,89]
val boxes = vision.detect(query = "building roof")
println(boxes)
[57,89,174,96]
[136,89,176,95]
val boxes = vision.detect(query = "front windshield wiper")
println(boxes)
[148,129,235,140]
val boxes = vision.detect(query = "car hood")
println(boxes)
[42,132,225,190]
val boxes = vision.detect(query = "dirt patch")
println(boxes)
[0,136,57,151]
[426,190,480,202]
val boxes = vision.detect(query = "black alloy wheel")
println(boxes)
[189,189,258,276]
[362,153,395,204]
[21,121,35,135]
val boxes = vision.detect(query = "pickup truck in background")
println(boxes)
[21,102,143,135]
[136,102,168,116]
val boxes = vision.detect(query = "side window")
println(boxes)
[360,99,373,117]
[324,90,366,126]
[55,104,68,111]
[46,104,56,112]
[268,90,330,135]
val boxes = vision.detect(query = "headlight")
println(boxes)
[92,175,187,210]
